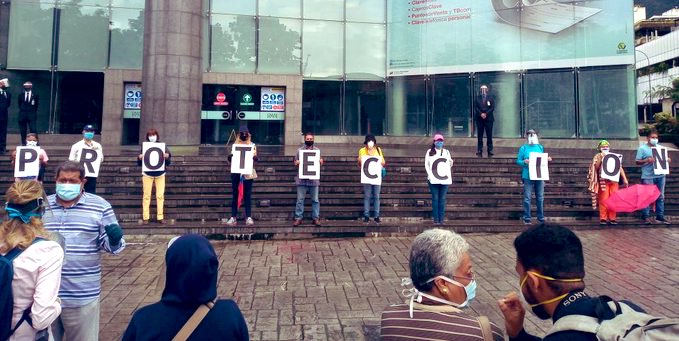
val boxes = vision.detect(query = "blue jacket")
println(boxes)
[516,144,544,179]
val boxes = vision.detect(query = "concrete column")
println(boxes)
[141,0,203,145]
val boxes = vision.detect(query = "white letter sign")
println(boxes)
[14,147,41,178]
[299,150,321,180]
[231,144,254,174]
[428,157,452,185]
[652,147,670,175]
[528,152,549,181]
[142,142,166,173]
[600,153,622,182]
[78,148,102,177]
[361,156,382,185]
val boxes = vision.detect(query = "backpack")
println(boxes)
[545,296,679,341]
[0,238,44,341]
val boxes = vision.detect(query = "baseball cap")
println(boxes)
[83,124,95,132]
[433,134,444,141]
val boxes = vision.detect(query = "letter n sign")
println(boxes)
[652,147,670,175]
[142,142,166,173]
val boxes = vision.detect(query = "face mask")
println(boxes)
[26,140,38,147]
[240,133,248,141]
[600,147,610,153]
[520,271,583,320]
[148,135,158,143]
[650,138,659,146]
[305,140,314,147]
[425,275,477,307]
[527,135,539,145]
[84,132,94,140]
[435,141,444,149]
[56,183,82,201]
[367,141,375,149]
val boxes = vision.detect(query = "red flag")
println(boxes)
[237,175,244,208]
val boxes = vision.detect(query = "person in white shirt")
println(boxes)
[425,134,453,224]
[68,124,103,194]
[0,180,64,341]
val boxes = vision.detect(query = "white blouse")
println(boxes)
[425,148,453,182]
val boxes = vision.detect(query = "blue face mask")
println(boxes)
[650,138,659,146]
[56,183,82,201]
[425,275,477,307]
[435,141,444,149]
[84,132,94,140]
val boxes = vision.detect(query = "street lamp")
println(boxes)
[635,49,652,123]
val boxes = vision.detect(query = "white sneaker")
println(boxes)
[246,217,254,225]
[226,217,237,225]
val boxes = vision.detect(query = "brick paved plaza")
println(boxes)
[99,228,679,341]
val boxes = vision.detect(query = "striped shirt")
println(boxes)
[381,302,505,341]
[43,193,125,308]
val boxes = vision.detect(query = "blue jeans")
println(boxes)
[641,177,665,219]
[295,185,320,220]
[523,179,544,222]
[429,182,449,223]
[363,184,381,218]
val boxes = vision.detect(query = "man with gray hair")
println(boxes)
[381,229,503,340]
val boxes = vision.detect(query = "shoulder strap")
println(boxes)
[545,315,600,337]
[172,301,215,341]
[478,316,494,341]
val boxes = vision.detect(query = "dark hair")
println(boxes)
[304,132,314,139]
[145,129,160,141]
[26,133,39,144]
[649,129,659,137]
[363,134,376,145]
[55,161,85,180]
[514,223,585,280]
[428,143,437,156]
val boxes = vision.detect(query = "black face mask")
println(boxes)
[305,140,314,147]
[239,133,248,140]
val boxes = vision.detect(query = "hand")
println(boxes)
[624,182,629,188]
[548,157,553,162]
[294,160,300,166]
[164,153,170,159]
[523,159,530,164]
[138,154,143,160]
[498,292,526,338]
[648,157,655,163]
[481,113,487,119]
[104,224,123,247]
[320,159,324,165]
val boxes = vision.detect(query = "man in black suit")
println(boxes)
[474,84,495,157]
[0,78,11,153]
[18,81,39,145]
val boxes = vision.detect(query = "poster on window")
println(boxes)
[261,87,285,112]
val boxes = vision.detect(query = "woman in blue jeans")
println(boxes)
[358,135,385,223]
[425,134,453,224]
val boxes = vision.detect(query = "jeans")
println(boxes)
[363,184,381,218]
[142,174,166,221]
[641,177,665,219]
[51,298,100,341]
[476,119,493,153]
[523,179,544,222]
[428,182,449,223]
[231,173,253,218]
[295,185,320,220]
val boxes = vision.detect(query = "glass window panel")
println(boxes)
[109,8,144,69]
[62,0,109,7]
[57,5,110,71]
[1,70,52,134]
[345,81,385,136]
[469,1,519,73]
[210,15,256,73]
[474,72,521,138]
[259,0,300,18]
[302,20,343,79]
[346,23,385,80]
[303,0,343,20]
[578,66,636,139]
[7,2,54,69]
[347,0,385,23]
[211,0,255,15]
[432,75,471,137]
[520,3,575,69]
[111,0,145,8]
[387,76,428,136]
[302,80,341,135]
[258,18,301,74]
[523,71,576,138]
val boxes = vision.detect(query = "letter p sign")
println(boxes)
[14,147,40,178]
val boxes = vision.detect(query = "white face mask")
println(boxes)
[148,135,158,143]
[367,141,375,149]
[527,135,539,145]
[600,147,610,153]
[26,140,38,147]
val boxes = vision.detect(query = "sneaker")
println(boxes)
[293,219,302,227]
[374,217,381,224]
[657,218,671,225]
[609,220,618,225]
[476,151,482,158]
[226,217,237,225]
[142,220,149,225]
[644,217,653,225]
[246,217,254,225]
[312,219,322,226]
[157,219,164,225]
[488,151,494,157]
[363,217,370,223]
[523,220,531,225]
[599,220,607,226]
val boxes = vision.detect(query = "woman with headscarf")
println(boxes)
[357,134,386,223]
[587,140,628,225]
[122,234,248,341]
[0,180,64,341]
[380,229,504,340]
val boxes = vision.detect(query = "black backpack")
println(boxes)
[1,238,44,341]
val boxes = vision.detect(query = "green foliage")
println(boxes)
[653,112,678,135]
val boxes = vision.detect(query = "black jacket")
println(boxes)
[474,94,495,121]
[0,89,10,115]
[18,91,38,113]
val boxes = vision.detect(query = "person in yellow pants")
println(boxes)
[137,129,171,224]
[588,140,628,225]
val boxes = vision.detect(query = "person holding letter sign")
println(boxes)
[425,134,453,224]
[293,132,323,227]
[516,129,551,225]
[587,140,628,225]
[358,135,386,224]
[68,124,103,194]
[11,133,48,182]
[226,126,257,226]
[137,129,171,225]
[635,131,671,225]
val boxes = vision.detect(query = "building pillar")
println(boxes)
[141,0,203,145]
